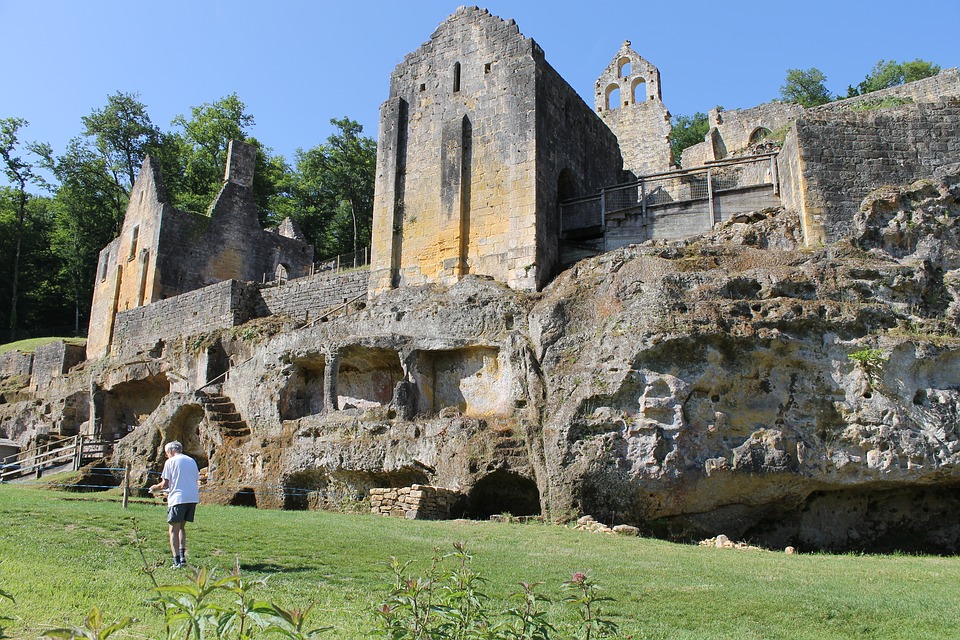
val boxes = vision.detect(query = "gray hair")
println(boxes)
[164,441,183,454]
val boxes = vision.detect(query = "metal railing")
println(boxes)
[312,247,370,276]
[0,435,113,482]
[560,153,779,234]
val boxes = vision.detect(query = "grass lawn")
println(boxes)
[0,484,958,639]
[0,336,85,356]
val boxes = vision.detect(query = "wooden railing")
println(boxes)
[0,435,112,482]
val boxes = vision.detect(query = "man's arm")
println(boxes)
[149,478,169,493]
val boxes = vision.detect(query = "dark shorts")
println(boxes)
[168,503,197,523]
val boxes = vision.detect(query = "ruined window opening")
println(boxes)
[138,190,144,205]
[631,78,647,104]
[419,83,426,92]
[749,127,772,146]
[275,263,288,283]
[605,85,621,110]
[484,62,492,74]
[453,62,461,93]
[100,252,110,281]
[128,226,139,261]
[619,59,631,77]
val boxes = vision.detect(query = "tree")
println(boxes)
[171,93,255,213]
[81,91,161,193]
[668,112,710,166]
[0,118,48,341]
[780,68,832,107]
[847,58,941,96]
[289,118,376,258]
[38,138,127,334]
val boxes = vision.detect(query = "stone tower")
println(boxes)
[369,6,623,295]
[595,41,673,177]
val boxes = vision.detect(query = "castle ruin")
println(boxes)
[3,6,960,553]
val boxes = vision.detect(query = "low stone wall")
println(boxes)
[256,268,369,322]
[30,341,85,390]
[112,280,257,357]
[0,350,32,377]
[369,484,461,520]
[604,184,782,248]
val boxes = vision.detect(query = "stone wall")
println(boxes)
[256,268,369,322]
[815,67,960,113]
[30,341,86,391]
[369,484,461,519]
[781,98,960,244]
[0,350,32,377]
[604,184,782,247]
[110,268,372,358]
[112,280,255,357]
[680,102,804,169]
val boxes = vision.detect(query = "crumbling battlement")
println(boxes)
[681,102,805,168]
[30,341,86,391]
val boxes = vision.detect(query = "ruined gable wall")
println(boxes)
[370,7,540,293]
[536,57,625,285]
[87,159,170,359]
[781,98,960,244]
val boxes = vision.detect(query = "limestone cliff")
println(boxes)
[4,166,960,553]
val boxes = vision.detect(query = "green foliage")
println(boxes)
[81,91,162,192]
[289,117,376,258]
[847,96,914,111]
[668,112,709,166]
[377,543,615,640]
[847,59,941,97]
[780,68,833,107]
[848,347,886,385]
[0,576,13,639]
[43,607,134,640]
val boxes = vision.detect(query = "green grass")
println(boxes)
[1,485,959,639]
[0,336,85,355]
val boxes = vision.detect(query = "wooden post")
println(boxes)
[706,168,715,226]
[122,464,130,509]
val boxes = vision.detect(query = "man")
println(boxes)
[149,441,200,568]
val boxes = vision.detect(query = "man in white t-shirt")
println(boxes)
[149,441,200,568]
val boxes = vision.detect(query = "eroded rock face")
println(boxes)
[6,171,959,553]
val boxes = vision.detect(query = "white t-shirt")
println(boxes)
[161,453,200,506]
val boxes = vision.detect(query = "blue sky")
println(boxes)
[1,0,958,175]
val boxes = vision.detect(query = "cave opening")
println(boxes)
[465,470,541,520]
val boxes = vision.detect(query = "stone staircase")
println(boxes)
[491,429,529,467]
[197,391,251,438]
